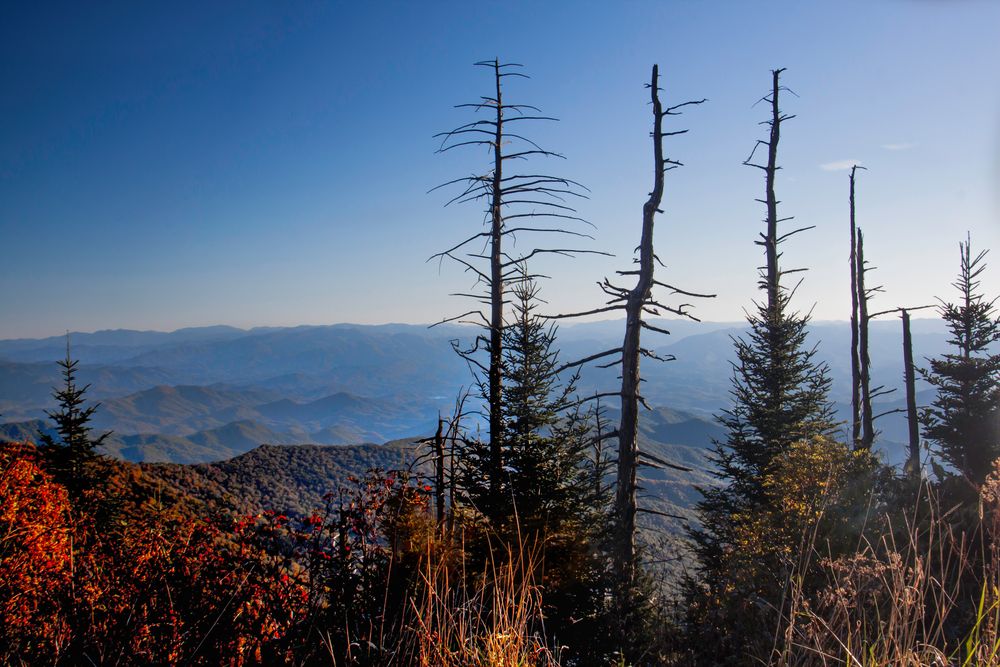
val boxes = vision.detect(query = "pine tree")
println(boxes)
[921,235,1000,486]
[685,69,835,663]
[39,340,110,499]
[457,276,597,532]
[455,275,612,663]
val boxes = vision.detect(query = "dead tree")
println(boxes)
[849,166,863,446]
[416,389,472,532]
[857,229,874,448]
[759,69,786,313]
[855,228,899,449]
[740,70,815,314]
[611,65,708,595]
[849,169,912,451]
[433,417,446,525]
[430,60,596,517]
[902,309,920,475]
[868,304,935,473]
[549,64,709,613]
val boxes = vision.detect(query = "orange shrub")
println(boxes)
[0,441,73,662]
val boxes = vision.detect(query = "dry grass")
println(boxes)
[406,529,559,667]
[773,471,1000,667]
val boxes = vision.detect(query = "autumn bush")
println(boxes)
[685,436,885,664]
[0,435,579,666]
[1,441,313,665]
[0,441,72,662]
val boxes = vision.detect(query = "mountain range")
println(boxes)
[0,318,951,468]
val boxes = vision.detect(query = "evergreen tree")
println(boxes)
[455,276,612,663]
[685,70,835,664]
[457,276,598,532]
[39,340,111,499]
[921,235,1000,486]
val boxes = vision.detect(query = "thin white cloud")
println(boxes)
[881,142,915,151]
[820,159,861,172]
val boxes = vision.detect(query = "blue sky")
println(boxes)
[1,1,998,338]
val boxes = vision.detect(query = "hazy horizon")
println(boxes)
[2,2,998,338]
[2,314,951,344]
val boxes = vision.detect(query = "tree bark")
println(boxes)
[614,64,665,599]
[434,417,446,526]
[857,229,875,449]
[902,309,921,476]
[764,70,782,316]
[488,59,505,506]
[849,167,862,447]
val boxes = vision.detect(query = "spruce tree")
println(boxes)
[455,275,612,663]
[39,340,110,499]
[921,235,1000,485]
[457,275,597,532]
[685,69,834,663]
[500,278,594,530]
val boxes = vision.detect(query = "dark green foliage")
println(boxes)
[501,281,595,529]
[457,279,599,530]
[455,278,614,664]
[143,441,421,518]
[703,293,835,514]
[685,292,835,664]
[39,346,111,499]
[921,236,1000,486]
[685,69,836,664]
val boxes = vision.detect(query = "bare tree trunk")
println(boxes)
[849,167,862,446]
[764,70,782,316]
[614,63,666,602]
[488,60,505,508]
[433,61,591,521]
[448,434,456,534]
[434,417,446,526]
[593,397,607,502]
[902,309,921,476]
[857,229,874,449]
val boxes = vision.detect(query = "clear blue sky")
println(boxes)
[2,1,998,338]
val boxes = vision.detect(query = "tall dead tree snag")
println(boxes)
[551,65,709,623]
[761,69,785,313]
[855,228,897,449]
[902,309,920,475]
[849,166,862,446]
[867,303,934,473]
[614,64,707,594]
[857,229,875,448]
[431,60,593,519]
[846,165,886,450]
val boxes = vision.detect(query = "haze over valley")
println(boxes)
[1,317,949,467]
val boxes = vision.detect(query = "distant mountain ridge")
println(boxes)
[0,319,951,467]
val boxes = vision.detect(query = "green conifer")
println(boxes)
[39,339,111,499]
[685,70,835,664]
[921,235,1000,485]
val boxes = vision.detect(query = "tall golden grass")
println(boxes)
[407,528,559,667]
[773,469,1000,667]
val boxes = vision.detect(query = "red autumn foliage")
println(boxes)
[0,441,313,665]
[0,441,73,659]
